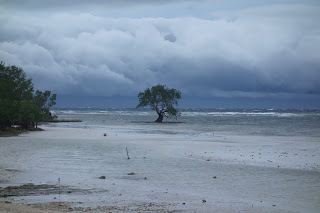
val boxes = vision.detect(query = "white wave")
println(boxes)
[53,109,311,118]
[60,110,77,114]
[184,111,304,117]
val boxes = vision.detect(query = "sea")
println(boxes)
[51,108,320,138]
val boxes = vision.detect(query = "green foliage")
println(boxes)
[0,61,57,129]
[19,102,40,128]
[0,62,33,101]
[137,84,181,122]
[33,90,57,121]
[34,90,56,109]
[0,62,34,127]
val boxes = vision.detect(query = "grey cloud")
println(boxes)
[1,0,315,11]
[0,5,319,99]
[0,0,199,11]
[164,34,176,42]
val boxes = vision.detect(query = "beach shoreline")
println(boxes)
[1,125,319,212]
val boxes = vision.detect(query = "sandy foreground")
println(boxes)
[0,126,320,213]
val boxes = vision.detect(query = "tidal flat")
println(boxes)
[0,124,319,212]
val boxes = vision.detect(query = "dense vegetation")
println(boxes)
[0,62,56,130]
[137,84,181,122]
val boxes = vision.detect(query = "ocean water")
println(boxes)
[51,108,320,137]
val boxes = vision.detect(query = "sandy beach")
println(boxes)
[1,125,320,212]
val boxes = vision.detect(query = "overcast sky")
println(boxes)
[0,0,319,107]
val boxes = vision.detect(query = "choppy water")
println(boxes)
[52,108,320,137]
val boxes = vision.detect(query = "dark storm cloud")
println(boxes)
[0,0,198,11]
[0,4,319,99]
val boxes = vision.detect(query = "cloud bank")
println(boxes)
[0,4,319,102]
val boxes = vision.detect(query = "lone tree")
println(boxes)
[137,84,181,123]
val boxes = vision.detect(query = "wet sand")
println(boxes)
[0,201,59,213]
[1,126,320,212]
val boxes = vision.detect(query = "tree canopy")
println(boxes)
[137,84,181,123]
[0,62,56,130]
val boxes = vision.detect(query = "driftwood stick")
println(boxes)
[58,178,61,199]
[126,147,130,160]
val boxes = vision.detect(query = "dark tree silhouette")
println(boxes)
[0,61,56,129]
[137,84,181,123]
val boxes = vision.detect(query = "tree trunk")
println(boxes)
[155,113,163,123]
[21,122,28,129]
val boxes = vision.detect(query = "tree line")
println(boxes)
[0,62,56,130]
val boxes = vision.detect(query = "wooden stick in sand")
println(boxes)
[126,147,130,160]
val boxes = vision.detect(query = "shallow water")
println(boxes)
[1,108,320,212]
[52,108,320,137]
[1,126,320,212]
